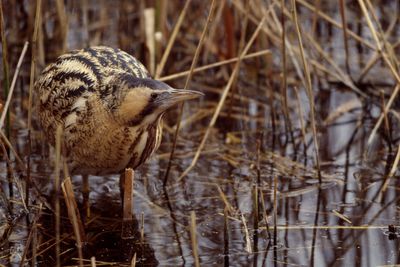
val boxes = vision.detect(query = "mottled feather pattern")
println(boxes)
[35,46,161,175]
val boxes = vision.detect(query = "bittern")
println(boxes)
[35,46,202,196]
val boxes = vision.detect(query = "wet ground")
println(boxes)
[1,0,400,266]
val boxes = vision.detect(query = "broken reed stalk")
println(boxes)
[122,168,135,239]
[61,177,85,267]
[291,0,322,182]
[159,49,271,82]
[90,257,96,267]
[178,15,267,180]
[164,0,216,185]
[131,253,137,267]
[55,126,62,267]
[0,42,28,129]
[155,0,191,78]
[190,211,200,267]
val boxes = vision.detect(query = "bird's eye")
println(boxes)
[150,93,158,100]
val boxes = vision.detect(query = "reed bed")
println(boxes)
[0,0,399,266]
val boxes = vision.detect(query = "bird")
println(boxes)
[35,46,203,176]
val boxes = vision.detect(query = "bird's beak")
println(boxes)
[159,88,204,109]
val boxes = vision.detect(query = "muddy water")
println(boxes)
[1,1,400,266]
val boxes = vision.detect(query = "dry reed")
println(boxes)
[0,1,399,265]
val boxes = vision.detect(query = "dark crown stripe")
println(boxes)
[116,73,166,90]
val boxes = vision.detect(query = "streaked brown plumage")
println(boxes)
[35,46,202,175]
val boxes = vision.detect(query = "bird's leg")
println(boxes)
[120,168,134,219]
[82,174,90,219]
[121,168,135,239]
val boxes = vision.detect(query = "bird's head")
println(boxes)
[106,73,203,126]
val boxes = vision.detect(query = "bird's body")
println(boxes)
[35,46,201,175]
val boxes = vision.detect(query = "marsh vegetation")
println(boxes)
[1,0,400,266]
